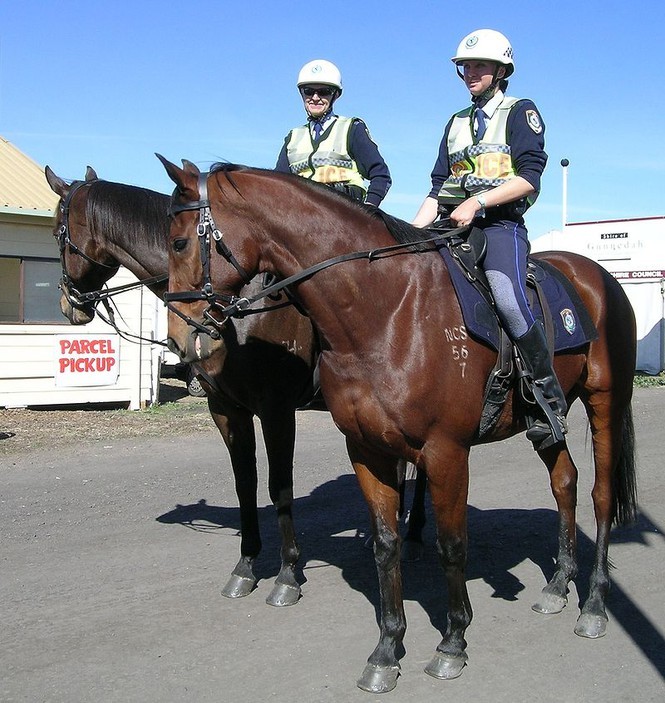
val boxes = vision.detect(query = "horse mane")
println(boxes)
[86,180,170,249]
[208,162,431,251]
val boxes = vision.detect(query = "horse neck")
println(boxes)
[106,235,168,298]
[236,176,404,347]
[88,184,170,297]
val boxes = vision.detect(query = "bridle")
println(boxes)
[54,178,168,311]
[164,169,460,341]
[55,179,115,311]
[163,171,254,340]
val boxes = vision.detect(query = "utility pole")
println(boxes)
[561,158,569,232]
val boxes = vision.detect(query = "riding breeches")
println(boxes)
[481,219,535,339]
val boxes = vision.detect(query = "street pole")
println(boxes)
[561,158,569,232]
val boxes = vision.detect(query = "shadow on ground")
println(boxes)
[157,472,665,678]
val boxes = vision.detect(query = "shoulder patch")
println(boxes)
[354,118,374,142]
[525,109,543,134]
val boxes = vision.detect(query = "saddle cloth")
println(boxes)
[439,246,598,352]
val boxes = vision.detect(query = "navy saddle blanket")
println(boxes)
[440,247,598,353]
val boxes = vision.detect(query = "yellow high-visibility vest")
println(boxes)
[286,116,367,192]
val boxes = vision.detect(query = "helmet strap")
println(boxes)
[303,91,338,119]
[457,63,505,105]
[472,84,498,105]
[307,109,334,122]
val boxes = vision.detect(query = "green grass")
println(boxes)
[634,372,665,388]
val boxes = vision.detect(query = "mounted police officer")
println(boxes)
[276,59,392,207]
[412,29,567,451]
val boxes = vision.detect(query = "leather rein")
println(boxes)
[163,170,459,341]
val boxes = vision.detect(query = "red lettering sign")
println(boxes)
[55,334,120,387]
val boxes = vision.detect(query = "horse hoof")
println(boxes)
[221,574,256,599]
[266,582,301,607]
[575,613,607,638]
[356,663,400,693]
[532,591,567,614]
[424,651,468,680]
[401,540,424,562]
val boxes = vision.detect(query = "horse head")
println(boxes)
[45,165,120,324]
[158,154,259,363]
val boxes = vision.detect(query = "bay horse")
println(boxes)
[159,157,638,693]
[45,165,322,607]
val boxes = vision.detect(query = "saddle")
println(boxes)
[436,224,597,440]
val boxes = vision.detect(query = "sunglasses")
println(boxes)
[301,86,335,97]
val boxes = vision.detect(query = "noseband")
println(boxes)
[163,171,253,340]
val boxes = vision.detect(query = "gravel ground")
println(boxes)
[0,378,215,457]
[3,388,664,702]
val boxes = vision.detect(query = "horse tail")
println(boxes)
[612,402,638,526]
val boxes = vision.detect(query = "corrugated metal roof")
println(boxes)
[0,136,60,214]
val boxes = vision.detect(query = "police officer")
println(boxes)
[276,59,391,207]
[412,29,566,450]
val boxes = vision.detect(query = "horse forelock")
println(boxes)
[85,181,170,252]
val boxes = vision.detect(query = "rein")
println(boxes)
[164,169,464,340]
[218,235,450,317]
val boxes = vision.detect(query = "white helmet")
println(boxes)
[297,59,343,94]
[451,29,514,77]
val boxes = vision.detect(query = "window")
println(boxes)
[0,257,62,323]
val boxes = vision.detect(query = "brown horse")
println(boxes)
[159,158,638,693]
[45,165,320,607]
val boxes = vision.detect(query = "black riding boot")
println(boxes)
[515,322,568,451]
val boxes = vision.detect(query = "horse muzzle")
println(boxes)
[60,292,95,325]
[167,328,222,364]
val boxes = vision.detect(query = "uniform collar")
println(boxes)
[475,90,504,120]
[308,111,337,132]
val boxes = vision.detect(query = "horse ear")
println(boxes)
[85,166,98,181]
[45,165,69,197]
[181,159,200,176]
[155,153,199,200]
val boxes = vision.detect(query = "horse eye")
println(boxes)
[172,238,188,253]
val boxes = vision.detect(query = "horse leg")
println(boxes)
[532,444,579,614]
[423,442,472,681]
[574,390,636,638]
[259,408,301,607]
[402,465,427,562]
[207,397,261,599]
[347,439,405,694]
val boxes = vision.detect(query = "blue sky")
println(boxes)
[1,0,662,238]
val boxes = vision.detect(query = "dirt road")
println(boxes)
[2,388,664,702]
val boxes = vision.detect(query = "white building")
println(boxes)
[531,216,665,374]
[0,137,163,409]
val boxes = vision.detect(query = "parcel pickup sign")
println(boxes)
[55,334,120,387]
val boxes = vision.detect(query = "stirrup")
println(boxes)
[525,382,568,450]
[526,416,567,451]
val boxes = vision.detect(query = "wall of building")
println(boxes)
[531,217,665,373]
[0,213,163,409]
